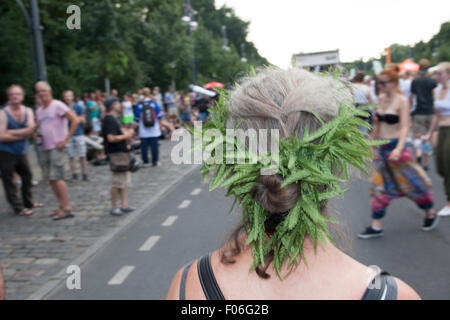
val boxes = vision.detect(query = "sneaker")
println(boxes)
[142,163,151,168]
[120,206,136,213]
[152,162,161,167]
[358,226,384,239]
[422,214,440,231]
[110,207,124,216]
[72,173,78,180]
[82,174,89,182]
[437,206,450,217]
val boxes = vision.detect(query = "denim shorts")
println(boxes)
[67,135,87,158]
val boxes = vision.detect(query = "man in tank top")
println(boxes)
[0,85,39,216]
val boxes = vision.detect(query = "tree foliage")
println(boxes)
[0,0,269,104]
[343,21,450,75]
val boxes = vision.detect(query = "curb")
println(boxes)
[26,164,201,300]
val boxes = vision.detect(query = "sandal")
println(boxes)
[49,207,62,217]
[18,208,34,216]
[52,208,74,221]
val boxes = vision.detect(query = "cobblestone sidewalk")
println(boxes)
[0,139,195,299]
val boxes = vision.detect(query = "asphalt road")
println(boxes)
[48,162,450,300]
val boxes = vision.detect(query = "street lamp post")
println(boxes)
[16,0,47,81]
[221,25,231,87]
[240,43,247,63]
[221,25,230,51]
[169,61,177,91]
[182,0,198,85]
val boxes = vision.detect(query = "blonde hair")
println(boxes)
[221,67,353,278]
[35,81,52,91]
[228,67,352,139]
[438,61,450,75]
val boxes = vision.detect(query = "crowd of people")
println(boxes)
[0,82,216,218]
[0,59,449,301]
[349,59,450,238]
[0,59,448,227]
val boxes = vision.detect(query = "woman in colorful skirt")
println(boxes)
[425,62,450,217]
[358,66,439,239]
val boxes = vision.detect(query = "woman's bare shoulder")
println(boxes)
[397,94,408,104]
[166,264,185,300]
[394,277,421,300]
[339,253,421,300]
[166,259,206,300]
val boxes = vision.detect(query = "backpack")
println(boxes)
[142,101,156,127]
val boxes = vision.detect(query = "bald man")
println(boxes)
[35,81,80,220]
[0,85,38,216]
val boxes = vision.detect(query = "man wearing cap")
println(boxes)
[102,97,135,216]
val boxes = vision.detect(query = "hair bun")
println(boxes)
[386,63,400,75]
[251,174,300,214]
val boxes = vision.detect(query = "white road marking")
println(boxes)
[138,235,161,251]
[191,188,202,195]
[108,266,135,285]
[162,216,178,227]
[178,200,191,209]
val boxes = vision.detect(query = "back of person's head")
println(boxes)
[419,59,431,72]
[143,87,151,97]
[221,67,356,278]
[228,68,350,139]
[352,71,365,83]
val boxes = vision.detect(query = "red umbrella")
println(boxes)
[399,59,419,73]
[203,82,225,89]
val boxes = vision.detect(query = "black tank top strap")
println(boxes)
[179,260,194,300]
[197,253,225,300]
[361,270,398,300]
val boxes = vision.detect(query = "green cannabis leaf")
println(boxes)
[189,79,384,280]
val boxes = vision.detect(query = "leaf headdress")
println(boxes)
[187,71,385,279]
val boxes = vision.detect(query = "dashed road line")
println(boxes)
[191,188,202,196]
[138,235,161,251]
[178,200,191,209]
[108,266,135,285]
[162,216,178,227]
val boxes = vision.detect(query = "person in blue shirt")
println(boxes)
[164,86,179,116]
[134,88,174,167]
[63,90,88,181]
[0,85,39,216]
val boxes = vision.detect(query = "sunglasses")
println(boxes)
[377,80,391,86]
